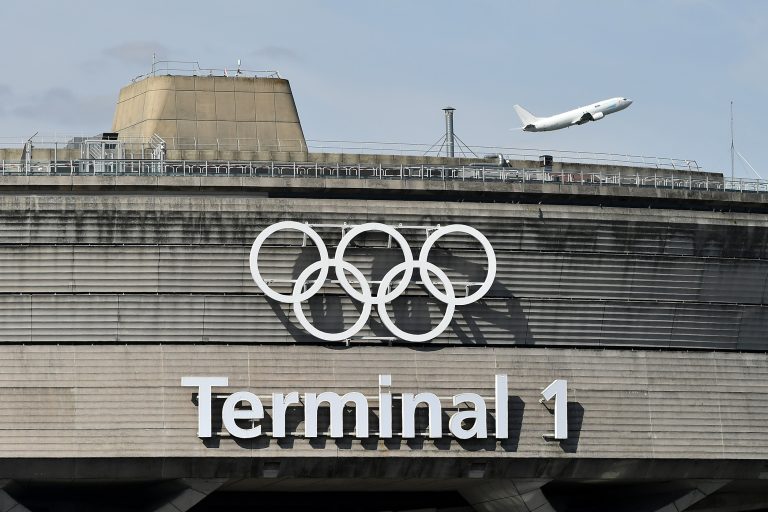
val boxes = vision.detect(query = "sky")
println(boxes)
[0,1,765,177]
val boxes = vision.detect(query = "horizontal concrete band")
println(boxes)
[0,195,764,256]
[0,175,764,209]
[0,195,765,349]
[0,344,763,461]
[0,293,763,350]
[0,457,761,482]
[0,245,765,304]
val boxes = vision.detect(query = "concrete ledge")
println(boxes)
[0,173,760,211]
[0,457,761,481]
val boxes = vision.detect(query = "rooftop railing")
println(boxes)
[132,60,281,82]
[304,140,702,172]
[0,135,705,172]
[1,158,766,194]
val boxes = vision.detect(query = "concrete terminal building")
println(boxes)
[0,70,766,511]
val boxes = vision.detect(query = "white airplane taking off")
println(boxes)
[513,97,632,132]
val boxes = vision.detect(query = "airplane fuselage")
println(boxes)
[522,97,632,132]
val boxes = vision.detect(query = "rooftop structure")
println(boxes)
[112,73,306,153]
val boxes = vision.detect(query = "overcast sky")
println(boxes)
[0,1,765,177]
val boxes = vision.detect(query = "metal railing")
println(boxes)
[1,158,764,194]
[132,60,281,82]
[303,140,701,171]
[0,135,709,172]
[153,137,700,172]
[0,135,165,160]
[7,135,765,193]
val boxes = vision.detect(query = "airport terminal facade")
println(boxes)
[0,72,765,511]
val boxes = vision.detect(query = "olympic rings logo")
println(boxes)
[249,221,496,342]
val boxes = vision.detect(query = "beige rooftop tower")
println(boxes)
[112,64,307,156]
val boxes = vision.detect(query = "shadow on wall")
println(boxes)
[264,248,529,345]
[560,402,584,454]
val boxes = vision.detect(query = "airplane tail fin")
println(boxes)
[513,104,538,126]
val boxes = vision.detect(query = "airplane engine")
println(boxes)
[592,111,605,121]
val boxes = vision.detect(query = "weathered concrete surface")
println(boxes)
[0,172,758,511]
[0,343,761,508]
[0,344,762,461]
[112,75,307,152]
[0,195,765,349]
[460,480,556,512]
[0,172,754,211]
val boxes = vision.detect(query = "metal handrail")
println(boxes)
[303,140,701,172]
[1,158,764,194]
[1,136,752,178]
[0,135,699,169]
[156,137,700,172]
[132,60,280,82]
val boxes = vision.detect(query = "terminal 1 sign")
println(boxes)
[184,223,568,442]
[181,375,569,441]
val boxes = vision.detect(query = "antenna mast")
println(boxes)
[730,101,734,182]
[443,107,455,158]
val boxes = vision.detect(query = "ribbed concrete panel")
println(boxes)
[200,295,287,343]
[73,246,160,293]
[0,345,763,460]
[518,299,744,349]
[117,295,205,342]
[1,196,768,258]
[0,293,762,349]
[30,295,118,342]
[72,344,165,387]
[0,345,78,387]
[0,195,766,351]
[1,245,767,305]
[0,295,31,342]
[0,246,75,292]
[699,259,768,303]
[0,388,76,429]
[74,388,166,429]
[158,246,248,293]
[737,307,768,351]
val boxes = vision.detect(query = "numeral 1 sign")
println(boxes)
[541,380,568,440]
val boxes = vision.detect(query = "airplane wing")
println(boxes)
[573,112,593,125]
[572,111,605,126]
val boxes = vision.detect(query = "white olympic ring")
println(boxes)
[377,261,455,343]
[249,221,496,342]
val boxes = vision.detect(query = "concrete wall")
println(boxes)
[112,75,307,152]
[0,188,762,510]
[0,343,764,461]
[0,194,765,350]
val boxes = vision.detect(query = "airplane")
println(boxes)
[513,97,632,132]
